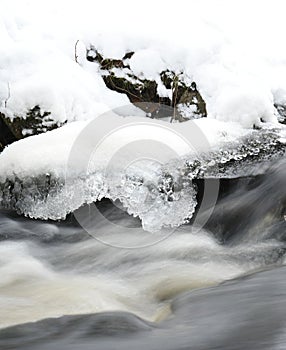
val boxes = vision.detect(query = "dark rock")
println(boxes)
[0,113,17,151]
[275,103,286,124]
[3,106,58,139]
[0,106,59,152]
[87,46,207,121]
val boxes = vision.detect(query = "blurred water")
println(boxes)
[0,159,285,349]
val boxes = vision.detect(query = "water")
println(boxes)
[0,159,286,349]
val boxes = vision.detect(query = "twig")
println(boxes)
[170,75,179,123]
[74,40,80,64]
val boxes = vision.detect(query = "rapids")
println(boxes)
[0,159,285,349]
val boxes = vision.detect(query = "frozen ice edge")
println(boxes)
[0,126,285,232]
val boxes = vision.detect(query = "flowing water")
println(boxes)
[0,159,286,349]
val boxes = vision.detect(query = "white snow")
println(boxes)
[0,121,86,179]
[129,50,166,80]
[0,112,283,231]
[0,113,254,231]
[0,0,286,127]
[0,115,249,180]
[1,0,286,230]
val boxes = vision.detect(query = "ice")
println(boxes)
[1,0,286,231]
[0,115,285,232]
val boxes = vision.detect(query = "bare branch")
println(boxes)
[74,40,80,64]
[170,74,179,123]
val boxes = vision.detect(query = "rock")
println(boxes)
[0,106,58,152]
[3,106,57,139]
[177,82,207,120]
[87,46,207,121]
[275,103,286,124]
[0,113,17,152]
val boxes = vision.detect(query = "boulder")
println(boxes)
[0,106,58,152]
[87,46,207,121]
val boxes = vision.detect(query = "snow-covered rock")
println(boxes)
[1,0,286,132]
[0,114,285,231]
[1,0,286,231]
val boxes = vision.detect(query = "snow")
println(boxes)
[0,121,86,179]
[129,50,166,80]
[0,0,286,127]
[0,112,252,231]
[0,111,284,231]
[0,115,250,180]
[1,0,286,230]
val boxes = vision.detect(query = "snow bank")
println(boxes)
[1,0,286,127]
